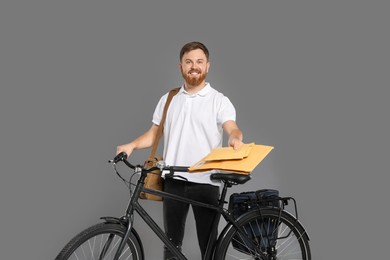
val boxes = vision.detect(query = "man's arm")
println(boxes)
[223,120,243,150]
[116,124,159,157]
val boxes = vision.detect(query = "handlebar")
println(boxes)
[109,152,136,170]
[109,152,189,173]
[110,152,252,186]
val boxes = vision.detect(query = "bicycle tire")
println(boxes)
[55,222,143,260]
[215,208,311,260]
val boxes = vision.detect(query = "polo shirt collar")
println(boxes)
[180,83,211,97]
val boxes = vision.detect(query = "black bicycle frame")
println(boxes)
[113,168,240,260]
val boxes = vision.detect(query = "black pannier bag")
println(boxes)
[228,189,280,254]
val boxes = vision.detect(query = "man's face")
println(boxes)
[179,49,210,87]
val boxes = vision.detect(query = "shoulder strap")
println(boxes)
[149,87,180,160]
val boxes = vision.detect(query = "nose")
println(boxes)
[191,66,201,74]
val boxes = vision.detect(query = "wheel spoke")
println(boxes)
[55,223,142,260]
[215,209,310,260]
[87,236,96,260]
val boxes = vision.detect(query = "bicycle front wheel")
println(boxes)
[55,223,143,260]
[215,209,311,260]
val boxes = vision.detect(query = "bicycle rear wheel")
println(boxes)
[215,209,310,260]
[55,223,143,260]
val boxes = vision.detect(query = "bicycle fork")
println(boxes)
[112,169,147,260]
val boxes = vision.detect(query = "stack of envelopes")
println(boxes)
[189,143,274,174]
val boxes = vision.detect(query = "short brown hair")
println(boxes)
[180,41,209,61]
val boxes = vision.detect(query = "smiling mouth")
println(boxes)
[189,70,201,75]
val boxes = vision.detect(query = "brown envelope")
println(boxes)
[189,144,274,174]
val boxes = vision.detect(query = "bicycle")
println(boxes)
[56,152,311,260]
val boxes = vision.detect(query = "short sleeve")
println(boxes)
[152,93,169,126]
[217,96,236,125]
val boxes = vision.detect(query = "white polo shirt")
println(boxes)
[152,83,236,186]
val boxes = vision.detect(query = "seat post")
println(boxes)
[218,181,231,207]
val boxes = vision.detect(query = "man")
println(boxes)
[116,41,243,259]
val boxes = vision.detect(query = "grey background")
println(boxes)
[1,1,388,259]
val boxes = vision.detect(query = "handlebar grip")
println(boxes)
[113,152,127,164]
[169,166,189,172]
[109,152,136,170]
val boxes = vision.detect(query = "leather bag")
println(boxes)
[139,87,180,201]
[139,155,164,201]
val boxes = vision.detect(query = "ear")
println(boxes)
[206,61,211,72]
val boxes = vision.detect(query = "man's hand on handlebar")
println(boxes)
[110,152,136,170]
[111,152,127,164]
[116,143,135,158]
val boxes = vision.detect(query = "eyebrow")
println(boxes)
[184,58,205,62]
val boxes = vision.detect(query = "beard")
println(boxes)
[181,68,207,87]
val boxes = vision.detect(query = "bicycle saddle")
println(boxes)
[210,173,251,185]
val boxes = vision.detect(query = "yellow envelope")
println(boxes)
[202,142,255,161]
[189,144,274,174]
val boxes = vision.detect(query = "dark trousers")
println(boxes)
[163,178,220,260]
